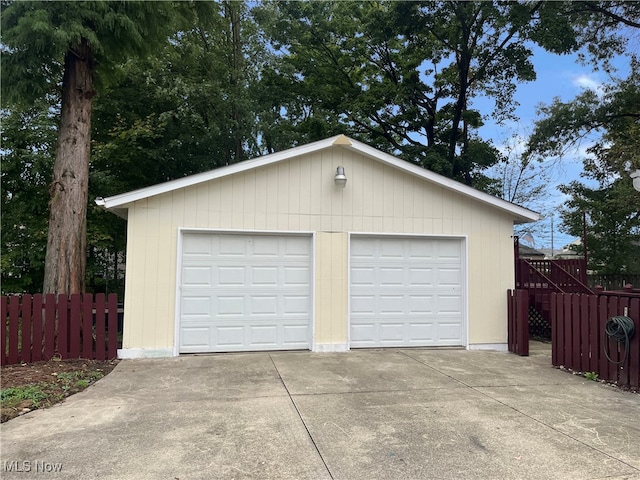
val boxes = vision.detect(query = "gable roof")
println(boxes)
[96,134,540,223]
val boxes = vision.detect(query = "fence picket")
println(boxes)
[551,293,557,365]
[607,296,620,382]
[588,294,598,372]
[95,294,106,360]
[629,298,640,389]
[1,296,8,365]
[82,293,93,359]
[8,296,20,364]
[571,294,581,370]
[44,294,56,360]
[32,294,44,362]
[58,294,68,358]
[107,293,118,359]
[69,294,81,358]
[20,294,32,363]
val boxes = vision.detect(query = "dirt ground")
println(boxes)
[1,358,119,422]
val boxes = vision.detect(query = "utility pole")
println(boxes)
[550,215,554,258]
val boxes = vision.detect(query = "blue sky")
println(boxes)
[476,44,632,251]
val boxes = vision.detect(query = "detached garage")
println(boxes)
[97,135,539,358]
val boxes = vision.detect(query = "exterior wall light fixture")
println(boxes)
[334,166,347,188]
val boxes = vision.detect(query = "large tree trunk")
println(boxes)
[43,39,94,295]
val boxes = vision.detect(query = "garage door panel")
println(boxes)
[408,295,433,313]
[183,235,213,257]
[249,325,278,346]
[283,237,312,257]
[216,296,244,316]
[250,296,278,315]
[380,295,404,314]
[215,326,245,347]
[379,323,404,342]
[380,267,404,286]
[283,295,309,315]
[181,327,212,349]
[351,267,375,286]
[350,237,464,348]
[438,295,462,313]
[351,295,376,314]
[351,323,375,344]
[409,267,433,286]
[180,233,311,353]
[284,266,310,285]
[438,322,463,341]
[251,266,278,286]
[218,236,248,256]
[217,266,245,286]
[182,266,212,287]
[182,295,211,317]
[409,323,434,342]
[283,324,310,345]
[436,267,462,286]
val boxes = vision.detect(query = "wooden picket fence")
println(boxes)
[551,292,640,389]
[1,293,119,366]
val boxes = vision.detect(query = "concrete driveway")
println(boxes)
[1,343,639,480]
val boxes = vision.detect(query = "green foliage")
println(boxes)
[528,59,640,274]
[1,101,57,294]
[1,0,174,105]
[1,385,49,408]
[583,371,599,381]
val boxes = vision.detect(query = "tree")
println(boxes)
[526,58,640,272]
[1,1,173,294]
[254,1,542,187]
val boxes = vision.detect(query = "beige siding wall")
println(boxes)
[122,148,516,352]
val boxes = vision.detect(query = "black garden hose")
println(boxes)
[604,316,636,365]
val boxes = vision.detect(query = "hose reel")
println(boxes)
[604,315,636,365]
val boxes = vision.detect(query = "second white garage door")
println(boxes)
[350,236,464,347]
[179,233,312,353]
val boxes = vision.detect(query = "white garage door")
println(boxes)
[350,236,464,347]
[179,233,312,353]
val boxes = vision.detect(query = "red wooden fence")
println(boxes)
[551,292,640,389]
[1,293,119,366]
[507,289,529,356]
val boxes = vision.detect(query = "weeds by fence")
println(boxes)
[1,293,119,366]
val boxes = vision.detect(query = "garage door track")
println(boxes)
[2,345,639,479]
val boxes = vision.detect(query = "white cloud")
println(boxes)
[572,75,604,96]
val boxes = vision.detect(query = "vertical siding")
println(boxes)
[122,147,521,352]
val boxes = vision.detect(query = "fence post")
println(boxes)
[517,289,529,356]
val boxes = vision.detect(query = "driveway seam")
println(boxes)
[400,350,640,474]
[268,353,335,480]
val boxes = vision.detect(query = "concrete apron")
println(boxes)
[1,345,639,480]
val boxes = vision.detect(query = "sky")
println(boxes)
[476,44,633,252]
